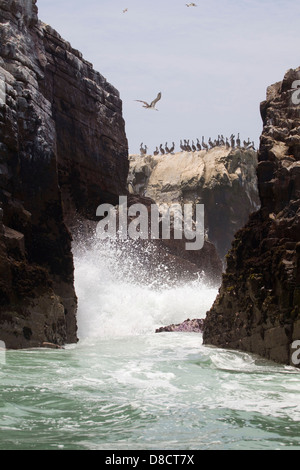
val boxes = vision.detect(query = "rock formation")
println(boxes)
[203,68,300,366]
[156,318,204,334]
[0,0,128,348]
[128,147,260,260]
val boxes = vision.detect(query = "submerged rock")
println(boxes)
[203,67,300,367]
[156,318,204,333]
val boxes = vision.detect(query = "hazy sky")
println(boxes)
[37,0,300,155]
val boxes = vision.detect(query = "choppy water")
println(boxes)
[0,238,300,450]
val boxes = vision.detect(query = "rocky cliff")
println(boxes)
[128,148,260,260]
[0,0,128,348]
[203,68,300,366]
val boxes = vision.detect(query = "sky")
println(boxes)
[37,0,300,155]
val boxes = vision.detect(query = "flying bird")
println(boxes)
[186,3,197,6]
[123,8,128,13]
[135,92,162,110]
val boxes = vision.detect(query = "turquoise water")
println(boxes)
[1,335,300,450]
[0,239,299,450]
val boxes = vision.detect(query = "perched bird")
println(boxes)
[140,144,148,156]
[154,147,159,156]
[180,140,185,152]
[244,139,254,150]
[202,136,208,151]
[192,141,197,152]
[165,142,171,154]
[196,138,202,151]
[208,137,214,148]
[230,134,235,149]
[140,142,148,156]
[160,144,165,155]
[135,92,162,110]
[185,140,192,152]
[170,142,175,153]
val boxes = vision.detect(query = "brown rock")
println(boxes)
[156,318,205,334]
[203,67,300,367]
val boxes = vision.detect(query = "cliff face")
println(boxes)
[42,24,128,221]
[128,148,260,259]
[0,0,128,348]
[203,68,300,366]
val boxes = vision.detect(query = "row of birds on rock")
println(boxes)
[139,135,256,156]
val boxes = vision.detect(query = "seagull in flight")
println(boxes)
[135,92,162,110]
[123,8,128,13]
[186,3,197,6]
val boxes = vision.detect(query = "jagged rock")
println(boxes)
[156,318,204,333]
[128,148,260,259]
[0,1,128,348]
[203,67,300,367]
[3,226,25,258]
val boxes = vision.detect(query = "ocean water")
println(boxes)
[0,238,300,451]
